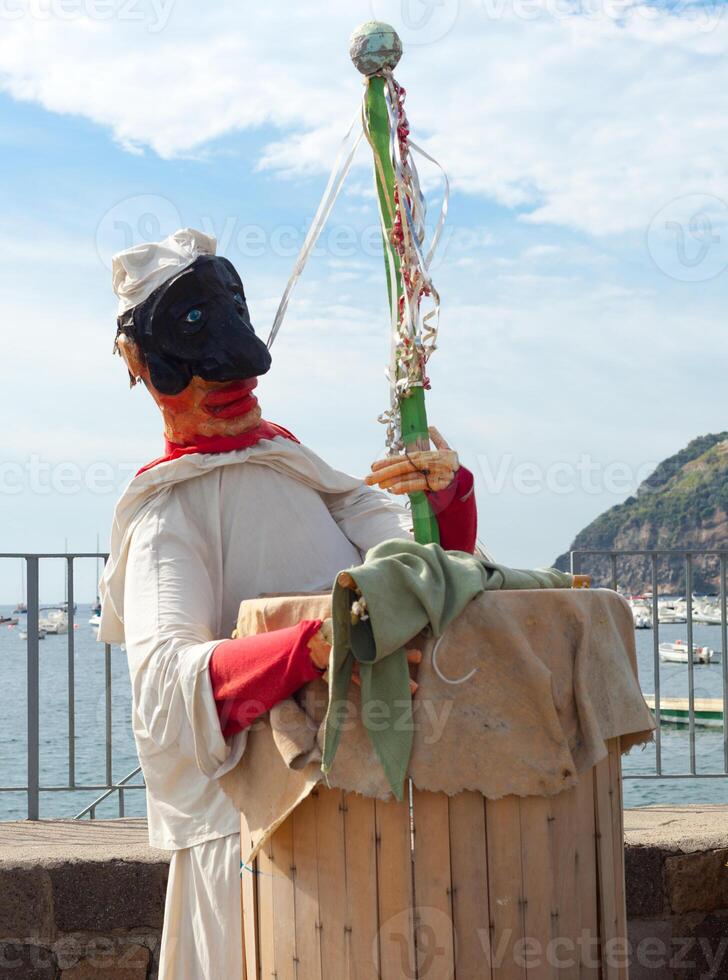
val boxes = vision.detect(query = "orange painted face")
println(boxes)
[146,375,263,444]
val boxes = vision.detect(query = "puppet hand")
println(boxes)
[308,622,332,671]
[365,426,459,496]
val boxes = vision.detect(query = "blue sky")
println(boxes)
[0,0,726,601]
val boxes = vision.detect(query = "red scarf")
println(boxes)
[136,421,298,477]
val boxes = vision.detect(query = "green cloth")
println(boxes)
[321,540,573,799]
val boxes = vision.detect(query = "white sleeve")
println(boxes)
[323,482,413,554]
[122,505,245,780]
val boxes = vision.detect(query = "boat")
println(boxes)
[628,597,653,629]
[39,608,68,635]
[658,640,716,664]
[19,628,46,641]
[644,695,723,729]
[0,616,18,625]
[14,560,27,614]
[89,613,101,627]
[657,599,687,624]
[692,597,723,625]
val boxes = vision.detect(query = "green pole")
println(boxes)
[364,75,440,546]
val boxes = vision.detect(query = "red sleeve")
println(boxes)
[426,466,478,554]
[209,620,324,738]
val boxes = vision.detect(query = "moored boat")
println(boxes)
[644,695,723,728]
[657,599,687,624]
[658,640,716,664]
[39,608,68,635]
[19,628,46,641]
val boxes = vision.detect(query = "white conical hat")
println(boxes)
[112,228,217,315]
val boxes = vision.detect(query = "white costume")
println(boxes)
[99,438,411,979]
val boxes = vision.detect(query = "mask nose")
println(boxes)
[199,329,272,382]
[234,334,272,379]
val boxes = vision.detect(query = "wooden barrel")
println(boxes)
[240,737,628,980]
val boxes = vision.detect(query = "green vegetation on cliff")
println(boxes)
[555,432,728,593]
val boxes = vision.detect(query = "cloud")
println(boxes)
[0,0,724,237]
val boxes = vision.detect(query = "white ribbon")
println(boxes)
[267,111,364,349]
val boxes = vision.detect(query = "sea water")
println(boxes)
[0,605,726,820]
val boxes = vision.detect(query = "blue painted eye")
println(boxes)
[185,308,203,324]
[233,292,245,306]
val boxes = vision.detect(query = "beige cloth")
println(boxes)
[157,832,242,980]
[221,588,655,862]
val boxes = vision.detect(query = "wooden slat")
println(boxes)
[257,839,277,980]
[375,794,416,980]
[240,865,248,980]
[240,816,259,980]
[344,794,380,980]
[573,770,600,978]
[607,739,629,980]
[314,788,350,978]
[548,784,580,980]
[270,815,297,980]
[519,795,557,980]
[448,791,491,980]
[292,792,323,980]
[485,795,526,980]
[412,789,455,979]
[594,749,620,980]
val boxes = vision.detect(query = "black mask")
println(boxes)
[117,255,272,395]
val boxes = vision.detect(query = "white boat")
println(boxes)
[628,598,653,629]
[692,597,723,625]
[19,628,46,641]
[659,640,716,664]
[39,608,68,635]
[89,613,101,627]
[658,599,688,625]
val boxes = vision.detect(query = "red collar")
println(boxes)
[136,421,298,477]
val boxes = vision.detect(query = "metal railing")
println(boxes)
[3,547,726,819]
[0,553,144,820]
[571,548,728,781]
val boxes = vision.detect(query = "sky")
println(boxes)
[0,0,726,601]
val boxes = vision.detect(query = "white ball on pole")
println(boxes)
[349,21,403,76]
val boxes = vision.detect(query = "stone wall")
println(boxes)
[3,807,728,979]
[0,820,168,979]
[625,805,728,980]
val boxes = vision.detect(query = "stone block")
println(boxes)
[626,845,667,917]
[0,866,55,943]
[628,918,674,980]
[49,859,168,933]
[665,848,728,915]
[0,943,57,979]
[60,943,150,979]
[670,911,728,979]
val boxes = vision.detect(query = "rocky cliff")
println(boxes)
[554,433,728,594]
